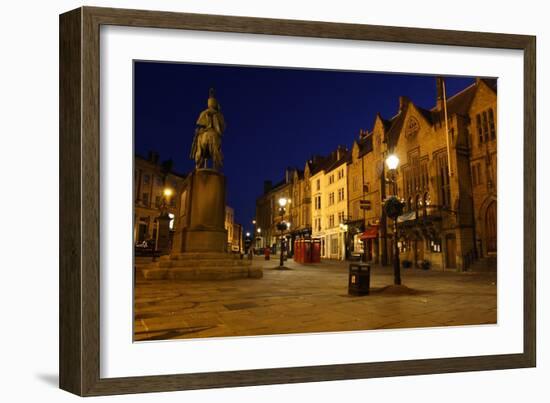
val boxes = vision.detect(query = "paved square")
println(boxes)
[134,257,496,341]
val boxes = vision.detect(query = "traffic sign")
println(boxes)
[359,200,371,210]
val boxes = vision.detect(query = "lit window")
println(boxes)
[488,108,496,140]
[476,114,483,147]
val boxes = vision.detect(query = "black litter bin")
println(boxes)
[348,263,371,295]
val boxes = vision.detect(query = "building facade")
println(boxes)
[310,147,350,260]
[255,178,292,252]
[346,78,497,270]
[134,152,186,246]
[225,206,245,253]
[256,78,496,271]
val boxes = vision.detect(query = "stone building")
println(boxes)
[347,131,384,262]
[347,77,497,271]
[134,152,186,245]
[309,147,350,260]
[256,77,496,271]
[225,206,235,250]
[255,177,292,252]
[224,206,244,253]
[231,222,243,253]
[255,147,350,260]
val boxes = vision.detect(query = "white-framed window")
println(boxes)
[314,195,321,210]
[338,211,345,223]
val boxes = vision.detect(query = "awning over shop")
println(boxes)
[359,226,378,239]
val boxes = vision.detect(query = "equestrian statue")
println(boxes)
[190,88,226,170]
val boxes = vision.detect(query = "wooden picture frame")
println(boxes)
[59,6,536,396]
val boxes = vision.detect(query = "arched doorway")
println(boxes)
[485,201,497,254]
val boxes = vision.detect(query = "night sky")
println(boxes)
[134,61,475,234]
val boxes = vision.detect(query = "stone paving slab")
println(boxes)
[134,257,497,341]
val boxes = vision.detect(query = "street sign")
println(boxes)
[360,200,371,210]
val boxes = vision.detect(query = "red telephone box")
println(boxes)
[303,239,312,263]
[294,239,303,263]
[311,239,321,263]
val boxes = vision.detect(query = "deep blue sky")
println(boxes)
[134,61,474,233]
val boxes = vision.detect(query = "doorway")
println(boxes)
[445,233,457,269]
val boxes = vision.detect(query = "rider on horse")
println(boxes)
[190,88,226,170]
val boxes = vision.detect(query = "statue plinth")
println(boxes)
[142,169,262,281]
[174,169,227,253]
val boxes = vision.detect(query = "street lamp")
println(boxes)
[277,197,289,268]
[385,154,399,196]
[385,154,399,170]
[153,187,174,261]
[251,219,257,254]
[339,221,349,260]
[384,154,403,285]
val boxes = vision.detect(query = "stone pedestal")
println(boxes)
[144,169,262,281]
[173,169,227,254]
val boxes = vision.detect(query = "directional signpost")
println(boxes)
[359,200,371,211]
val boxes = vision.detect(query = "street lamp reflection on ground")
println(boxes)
[384,154,403,285]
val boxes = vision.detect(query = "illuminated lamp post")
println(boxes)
[154,187,174,259]
[277,197,289,268]
[383,155,404,285]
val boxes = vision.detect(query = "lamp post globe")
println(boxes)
[385,154,399,170]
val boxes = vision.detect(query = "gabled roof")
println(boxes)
[325,150,351,173]
[437,82,477,117]
[382,78,496,149]
[356,135,373,158]
[384,111,406,149]
[308,155,329,175]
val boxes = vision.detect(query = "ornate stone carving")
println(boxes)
[405,116,420,139]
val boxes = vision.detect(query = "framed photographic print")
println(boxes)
[59,6,536,396]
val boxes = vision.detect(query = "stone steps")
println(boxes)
[166,252,244,261]
[141,265,262,281]
[159,258,252,268]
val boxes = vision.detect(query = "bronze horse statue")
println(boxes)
[190,88,225,170]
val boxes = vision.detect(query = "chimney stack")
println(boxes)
[148,151,160,164]
[336,145,347,160]
[263,180,272,194]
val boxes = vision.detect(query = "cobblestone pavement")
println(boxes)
[134,256,497,341]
